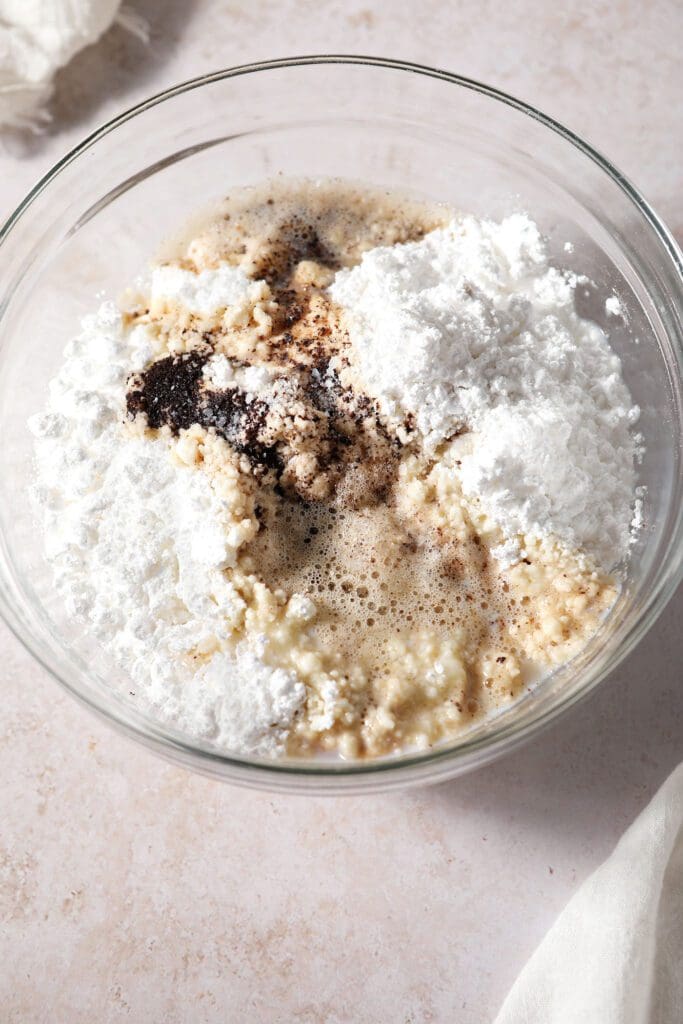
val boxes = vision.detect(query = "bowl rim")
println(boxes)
[1,54,682,792]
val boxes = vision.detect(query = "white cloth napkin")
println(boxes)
[495,763,683,1023]
[0,0,147,129]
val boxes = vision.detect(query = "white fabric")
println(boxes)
[495,763,683,1023]
[0,1,145,129]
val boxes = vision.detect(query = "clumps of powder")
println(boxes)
[605,295,625,317]
[149,263,255,316]
[203,353,274,397]
[126,350,282,472]
[329,214,640,569]
[29,302,305,757]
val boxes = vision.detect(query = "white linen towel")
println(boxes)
[0,0,147,129]
[495,763,683,1023]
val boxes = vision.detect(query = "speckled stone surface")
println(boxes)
[1,3,681,1021]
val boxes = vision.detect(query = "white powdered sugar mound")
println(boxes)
[149,263,255,316]
[202,352,275,397]
[330,215,640,568]
[28,302,305,756]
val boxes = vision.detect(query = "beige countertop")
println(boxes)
[1,2,681,1021]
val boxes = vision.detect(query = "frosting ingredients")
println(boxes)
[29,180,641,760]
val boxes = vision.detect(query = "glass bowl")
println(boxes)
[0,56,681,794]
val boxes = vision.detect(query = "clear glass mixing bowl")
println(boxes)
[0,57,681,793]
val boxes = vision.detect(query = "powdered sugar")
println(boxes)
[149,262,254,316]
[202,352,275,397]
[605,295,625,317]
[29,302,305,756]
[330,215,639,568]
